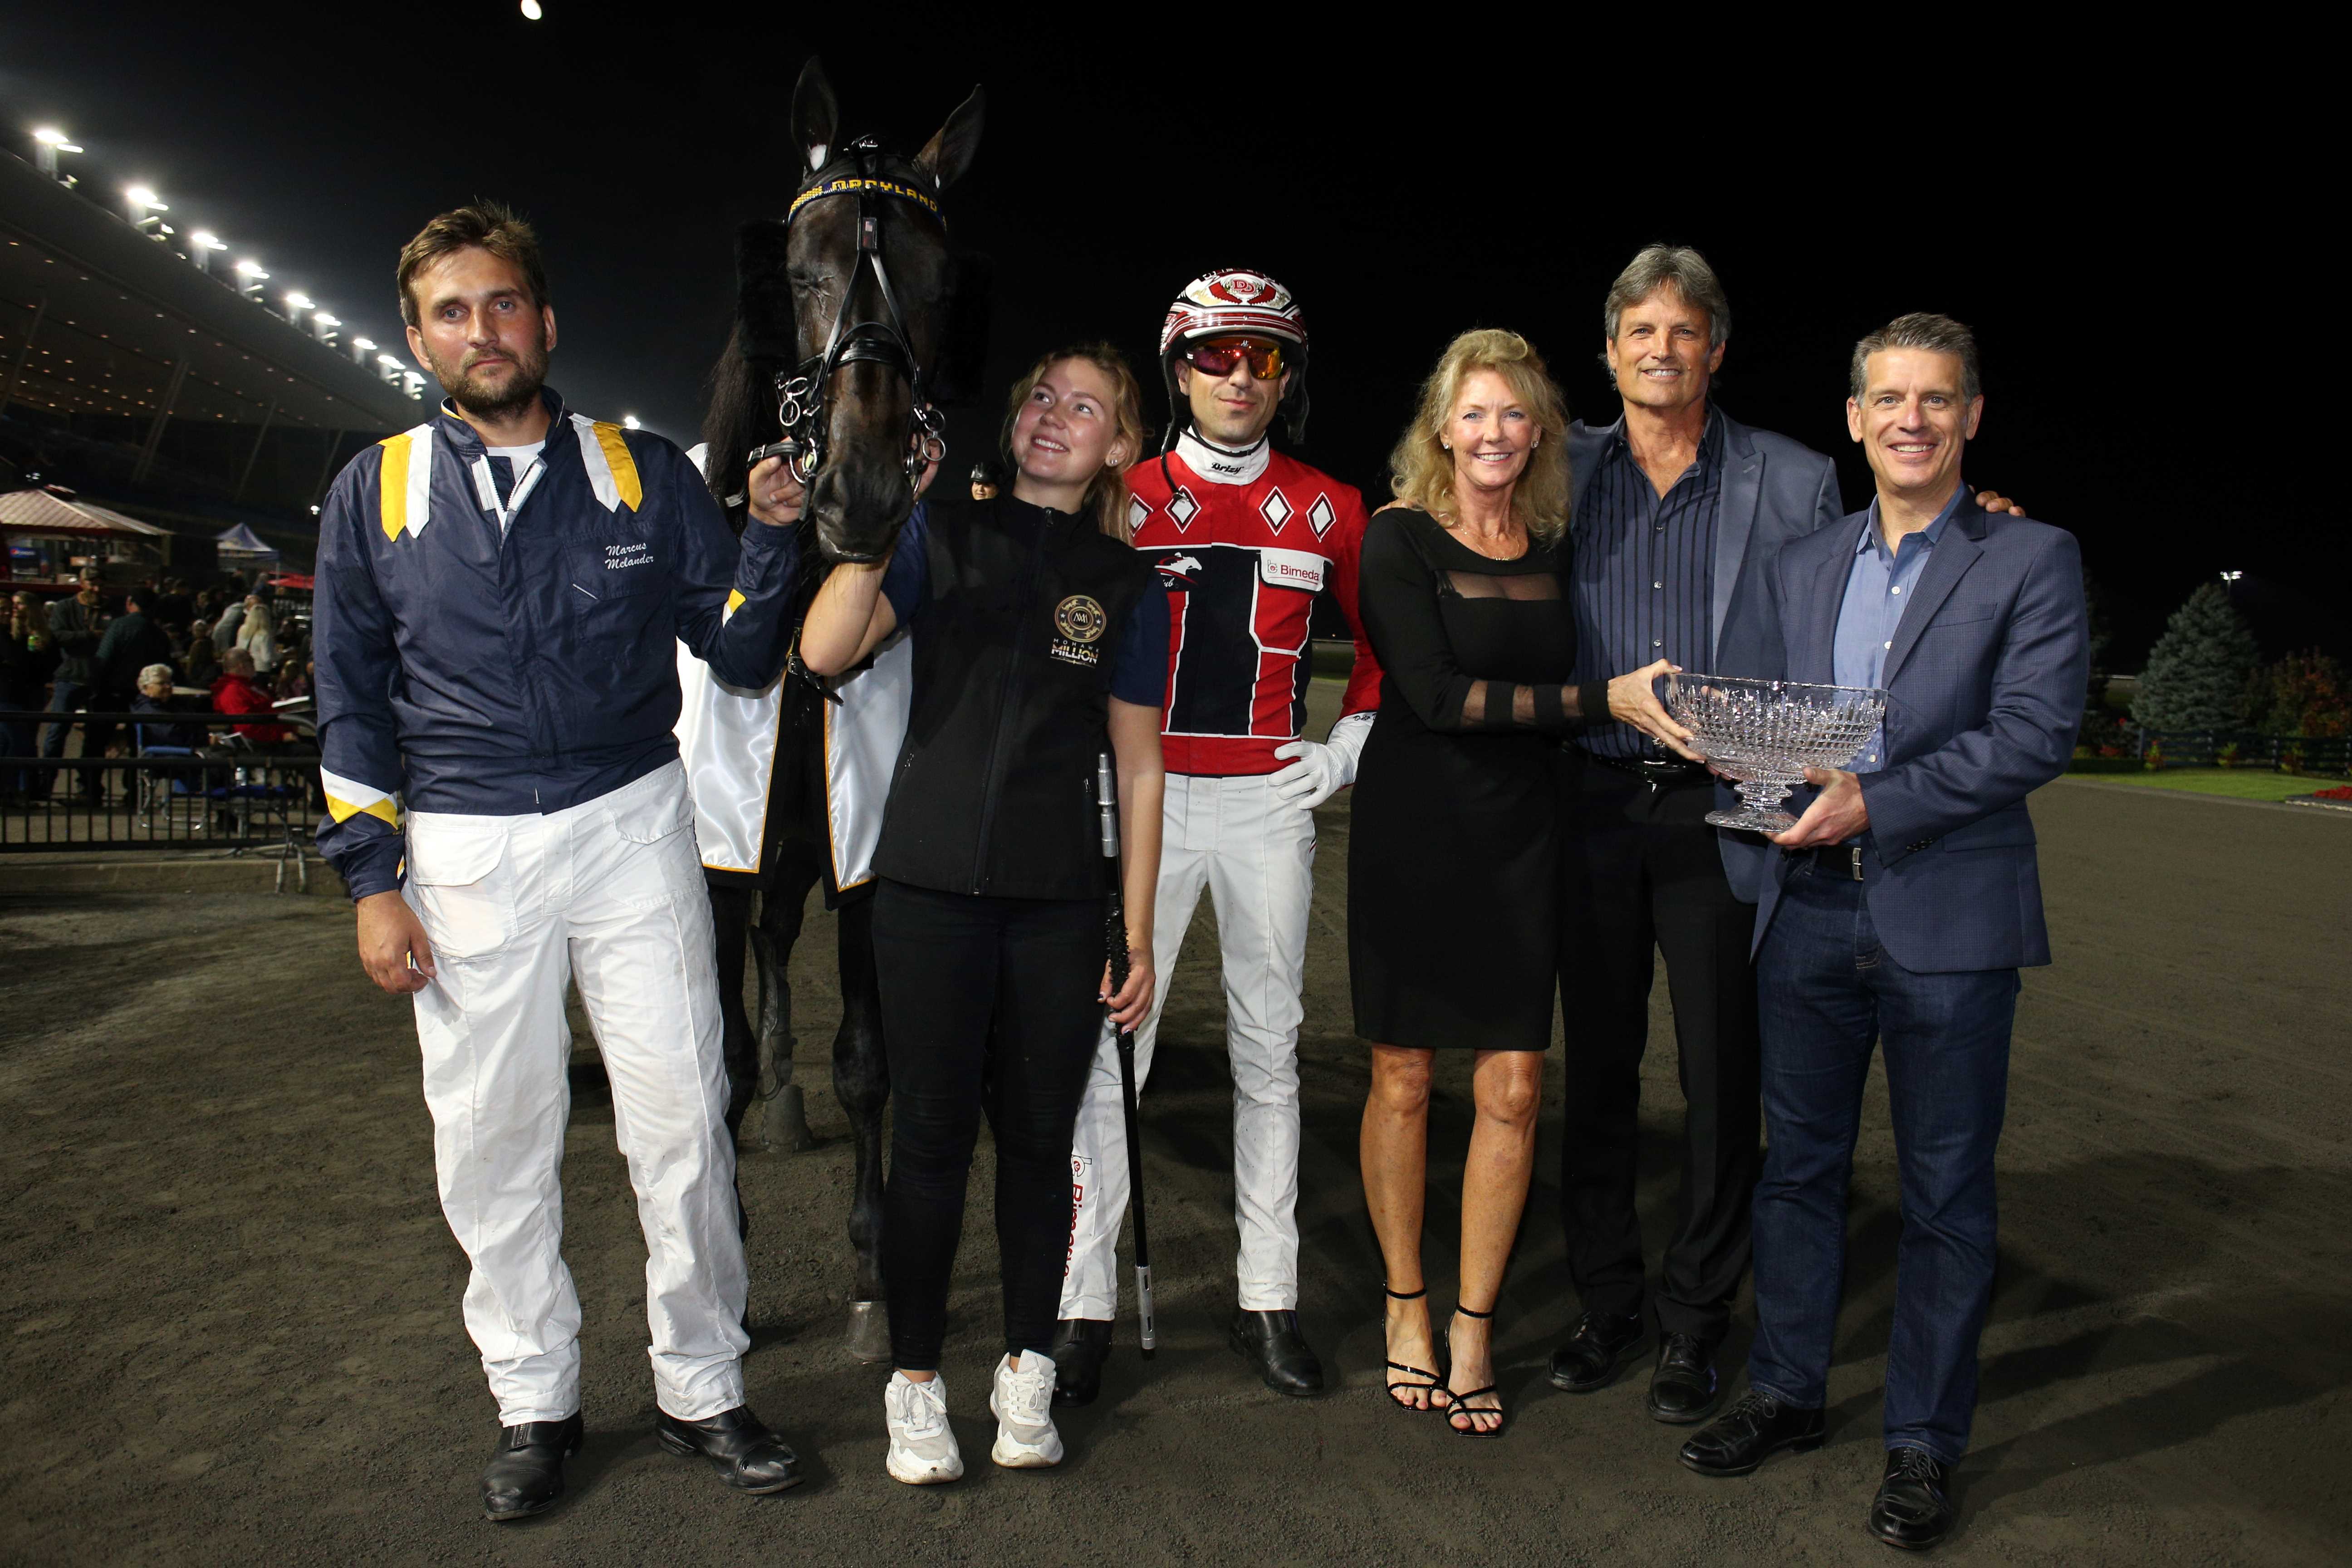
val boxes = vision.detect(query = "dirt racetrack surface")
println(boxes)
[3,778,2348,1566]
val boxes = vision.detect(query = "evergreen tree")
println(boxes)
[2131,583,2261,731]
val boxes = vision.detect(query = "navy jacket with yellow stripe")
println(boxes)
[313,388,796,901]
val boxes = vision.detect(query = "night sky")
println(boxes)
[4,9,2332,667]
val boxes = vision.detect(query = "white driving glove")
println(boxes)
[1270,710,1374,811]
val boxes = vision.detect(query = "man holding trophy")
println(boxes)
[1674,314,2088,1552]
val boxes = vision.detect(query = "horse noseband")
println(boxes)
[749,140,951,489]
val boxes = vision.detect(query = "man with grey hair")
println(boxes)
[1678,312,2085,1551]
[1548,247,2015,1425]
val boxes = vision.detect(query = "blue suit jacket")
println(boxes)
[1568,408,1845,901]
[1753,500,2089,973]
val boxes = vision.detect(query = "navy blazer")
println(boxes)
[1568,408,1845,901]
[1754,500,2089,973]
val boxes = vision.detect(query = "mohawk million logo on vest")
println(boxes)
[1050,594,1107,668]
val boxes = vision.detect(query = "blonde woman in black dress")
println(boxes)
[1351,330,1690,1435]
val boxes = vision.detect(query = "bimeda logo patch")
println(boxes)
[1258,548,1327,593]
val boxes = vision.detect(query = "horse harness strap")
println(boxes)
[748,140,949,489]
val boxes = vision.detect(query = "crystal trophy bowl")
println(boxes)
[1661,673,1889,834]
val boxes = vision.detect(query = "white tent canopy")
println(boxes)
[214,523,279,561]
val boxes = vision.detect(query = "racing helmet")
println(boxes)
[1158,267,1310,448]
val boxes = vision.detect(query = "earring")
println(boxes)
[1442,441,1452,451]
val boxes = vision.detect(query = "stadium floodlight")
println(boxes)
[623,414,641,430]
[376,352,404,387]
[187,230,226,274]
[520,0,544,17]
[350,335,377,366]
[284,291,314,316]
[125,185,171,237]
[401,370,427,400]
[32,127,83,181]
[2220,570,2244,585]
[313,311,340,346]
[234,258,270,303]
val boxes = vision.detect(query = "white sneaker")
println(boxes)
[988,1349,1065,1468]
[884,1372,962,1485]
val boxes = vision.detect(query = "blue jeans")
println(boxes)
[1746,862,2018,1464]
[36,678,88,799]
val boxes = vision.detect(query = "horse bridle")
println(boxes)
[746,137,950,489]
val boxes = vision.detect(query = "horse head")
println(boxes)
[704,59,984,564]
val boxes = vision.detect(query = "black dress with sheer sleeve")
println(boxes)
[1347,508,1602,1051]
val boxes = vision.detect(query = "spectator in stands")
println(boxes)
[2,589,56,800]
[154,577,194,633]
[183,622,220,686]
[40,567,112,803]
[132,662,207,751]
[273,642,311,701]
[88,588,176,798]
[98,589,176,700]
[212,647,290,744]
[211,593,246,651]
[237,598,278,673]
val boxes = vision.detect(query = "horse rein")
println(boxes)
[746,138,951,493]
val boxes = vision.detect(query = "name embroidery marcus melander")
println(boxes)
[604,541,654,572]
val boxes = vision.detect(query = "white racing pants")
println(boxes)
[1061,772,1311,1319]
[403,760,749,1425]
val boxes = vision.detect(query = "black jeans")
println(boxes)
[1558,757,1761,1341]
[871,877,1103,1370]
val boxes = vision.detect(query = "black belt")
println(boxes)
[1584,751,1710,785]
[1793,844,1869,881]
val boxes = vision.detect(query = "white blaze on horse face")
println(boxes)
[1448,368,1537,501]
[1011,358,1126,514]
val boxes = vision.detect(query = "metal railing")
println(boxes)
[0,709,317,890]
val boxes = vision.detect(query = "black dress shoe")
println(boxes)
[480,1413,583,1522]
[1869,1446,1955,1550]
[1646,1332,1725,1423]
[1548,1310,1643,1392]
[1228,1308,1324,1396]
[1679,1389,1825,1476]
[653,1406,803,1494]
[1049,1317,1113,1406]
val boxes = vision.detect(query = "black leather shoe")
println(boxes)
[1869,1446,1955,1550]
[653,1406,803,1494]
[480,1414,583,1522]
[1228,1308,1324,1396]
[1679,1389,1826,1476]
[1049,1317,1113,1406]
[1548,1310,1644,1392]
[1646,1332,1725,1423]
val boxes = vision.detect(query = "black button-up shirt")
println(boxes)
[1570,408,1725,759]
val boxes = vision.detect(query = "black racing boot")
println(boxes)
[480,1414,583,1522]
[1229,1308,1324,1396]
[1048,1318,1114,1406]
[654,1406,803,1494]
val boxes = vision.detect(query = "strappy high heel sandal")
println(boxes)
[1382,1284,1450,1414]
[1445,1303,1505,1438]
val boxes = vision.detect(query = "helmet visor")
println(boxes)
[1183,336,1287,381]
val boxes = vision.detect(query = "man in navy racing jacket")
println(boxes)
[313,203,807,1521]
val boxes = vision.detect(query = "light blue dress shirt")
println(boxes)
[1832,485,1970,772]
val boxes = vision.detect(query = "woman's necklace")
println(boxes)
[1437,512,1528,560]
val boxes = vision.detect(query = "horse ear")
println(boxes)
[792,57,839,170]
[915,84,985,191]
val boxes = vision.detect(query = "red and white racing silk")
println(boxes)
[1131,430,1381,776]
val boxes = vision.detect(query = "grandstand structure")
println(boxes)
[0,144,422,572]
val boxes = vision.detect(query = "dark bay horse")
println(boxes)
[698,59,984,1361]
